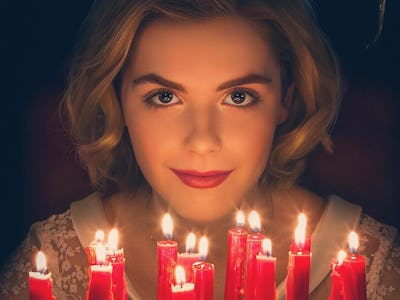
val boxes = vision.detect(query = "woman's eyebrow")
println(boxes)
[131,73,272,92]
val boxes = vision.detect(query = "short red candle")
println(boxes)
[158,213,178,300]
[245,210,266,300]
[171,266,195,300]
[106,229,127,300]
[86,244,114,300]
[85,230,105,265]
[224,211,247,300]
[285,214,310,300]
[177,233,200,283]
[343,232,367,300]
[193,236,214,300]
[255,239,276,300]
[328,250,349,300]
[29,251,56,300]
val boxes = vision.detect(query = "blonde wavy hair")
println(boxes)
[61,0,341,195]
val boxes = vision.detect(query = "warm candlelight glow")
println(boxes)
[236,211,245,227]
[337,250,346,266]
[95,243,107,265]
[298,213,307,229]
[162,213,173,239]
[249,210,261,233]
[294,223,306,249]
[199,236,209,261]
[36,251,47,273]
[107,228,119,251]
[261,238,272,257]
[186,232,196,253]
[175,265,186,285]
[95,230,105,243]
[348,231,359,254]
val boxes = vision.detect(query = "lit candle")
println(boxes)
[177,233,200,283]
[171,265,195,300]
[29,251,56,300]
[193,236,214,300]
[86,243,114,300]
[224,210,247,300]
[255,238,276,300]
[158,213,178,300]
[106,228,127,300]
[286,214,311,300]
[343,232,367,300]
[245,210,266,300]
[85,230,105,265]
[328,250,348,300]
[289,214,311,252]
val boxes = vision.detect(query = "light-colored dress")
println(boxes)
[1,193,399,299]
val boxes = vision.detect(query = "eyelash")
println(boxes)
[143,88,260,108]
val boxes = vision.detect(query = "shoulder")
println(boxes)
[356,213,399,299]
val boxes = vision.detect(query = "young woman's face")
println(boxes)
[121,16,289,222]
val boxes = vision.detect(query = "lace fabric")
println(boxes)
[1,198,399,300]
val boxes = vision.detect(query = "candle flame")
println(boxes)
[162,213,173,239]
[248,210,261,233]
[199,236,208,261]
[185,232,196,253]
[95,230,105,243]
[298,213,307,229]
[107,228,119,251]
[236,211,245,227]
[348,231,359,254]
[337,250,346,266]
[95,243,107,265]
[36,251,47,273]
[175,265,186,285]
[294,223,306,248]
[262,238,272,257]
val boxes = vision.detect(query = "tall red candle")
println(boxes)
[29,251,56,300]
[343,232,367,300]
[158,213,178,300]
[106,229,127,300]
[245,210,266,300]
[328,250,348,300]
[224,210,247,300]
[255,238,276,300]
[86,243,114,300]
[85,230,105,265]
[177,232,200,283]
[171,265,195,300]
[286,214,310,300]
[193,236,214,300]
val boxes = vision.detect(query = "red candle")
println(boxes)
[245,210,266,300]
[193,236,214,300]
[171,265,195,300]
[224,210,247,300]
[328,250,348,300]
[29,251,56,300]
[86,243,114,300]
[85,230,105,265]
[106,228,127,300]
[255,238,276,300]
[177,233,200,283]
[158,213,178,300]
[286,214,311,300]
[343,232,367,300]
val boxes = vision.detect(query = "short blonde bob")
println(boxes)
[62,0,341,195]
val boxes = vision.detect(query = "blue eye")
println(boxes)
[145,90,181,106]
[222,89,259,107]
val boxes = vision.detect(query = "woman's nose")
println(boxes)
[183,106,222,155]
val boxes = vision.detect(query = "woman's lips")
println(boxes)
[171,169,232,189]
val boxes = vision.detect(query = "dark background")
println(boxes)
[1,0,399,267]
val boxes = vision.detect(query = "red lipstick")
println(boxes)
[171,169,232,189]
